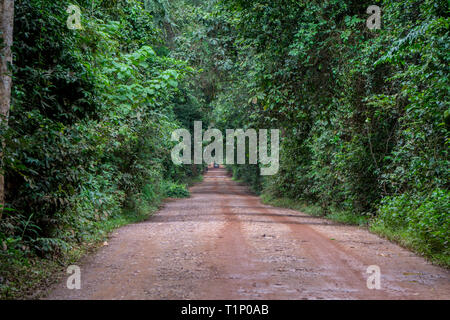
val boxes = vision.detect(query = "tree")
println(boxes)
[0,0,14,218]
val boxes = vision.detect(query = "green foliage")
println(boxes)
[1,0,448,298]
[204,0,448,263]
[160,180,190,198]
[0,0,205,298]
[373,189,449,261]
[261,194,370,226]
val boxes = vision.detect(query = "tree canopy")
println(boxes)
[0,0,448,298]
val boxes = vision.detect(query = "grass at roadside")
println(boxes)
[0,206,157,300]
[260,194,370,226]
[0,176,203,299]
[260,194,449,268]
[369,222,450,268]
[187,174,203,186]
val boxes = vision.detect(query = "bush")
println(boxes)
[373,188,450,259]
[0,0,203,298]
[160,181,190,198]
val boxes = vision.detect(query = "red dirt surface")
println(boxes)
[45,168,450,300]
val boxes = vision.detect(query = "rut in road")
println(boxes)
[46,168,450,299]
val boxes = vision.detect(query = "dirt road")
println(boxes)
[46,168,450,299]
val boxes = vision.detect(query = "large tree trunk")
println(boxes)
[0,0,14,218]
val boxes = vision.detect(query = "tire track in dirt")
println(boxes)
[241,196,384,299]
[237,188,449,299]
[198,174,275,299]
[44,168,450,300]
